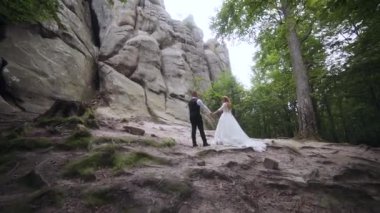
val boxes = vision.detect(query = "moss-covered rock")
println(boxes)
[63,145,169,180]
[35,104,98,129]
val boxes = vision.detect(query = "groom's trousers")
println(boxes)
[190,116,208,146]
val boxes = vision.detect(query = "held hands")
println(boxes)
[210,111,217,117]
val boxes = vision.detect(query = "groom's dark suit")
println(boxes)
[188,97,209,147]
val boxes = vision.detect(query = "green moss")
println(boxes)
[58,129,92,150]
[63,152,110,178]
[63,145,169,179]
[35,107,98,129]
[159,138,176,148]
[124,152,167,167]
[82,108,99,129]
[92,136,176,148]
[92,136,132,145]
[36,116,85,128]
[132,138,176,148]
[0,137,52,153]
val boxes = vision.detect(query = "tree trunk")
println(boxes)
[280,0,318,139]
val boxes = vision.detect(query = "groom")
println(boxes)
[188,91,211,147]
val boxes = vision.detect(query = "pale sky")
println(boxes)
[164,0,256,88]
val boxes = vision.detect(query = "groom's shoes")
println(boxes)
[192,144,198,147]
[203,143,210,147]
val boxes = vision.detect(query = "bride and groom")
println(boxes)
[188,91,266,152]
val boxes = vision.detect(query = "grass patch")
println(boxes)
[159,138,176,148]
[58,129,92,150]
[0,137,52,154]
[36,108,98,129]
[63,145,169,179]
[91,136,132,146]
[122,151,169,168]
[36,116,85,128]
[92,136,176,148]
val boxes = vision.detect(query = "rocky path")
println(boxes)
[0,121,379,212]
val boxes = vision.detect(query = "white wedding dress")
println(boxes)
[214,103,267,152]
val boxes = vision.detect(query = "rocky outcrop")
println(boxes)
[0,0,231,127]
[0,0,98,127]
[91,0,230,123]
[205,39,231,81]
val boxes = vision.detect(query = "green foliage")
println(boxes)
[0,0,128,24]
[107,0,128,6]
[211,0,274,40]
[212,0,380,145]
[203,72,245,118]
[0,0,59,24]
[192,75,206,93]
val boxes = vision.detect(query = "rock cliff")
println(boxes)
[0,0,230,127]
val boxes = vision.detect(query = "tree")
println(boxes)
[212,0,319,138]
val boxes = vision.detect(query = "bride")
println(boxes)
[212,96,267,152]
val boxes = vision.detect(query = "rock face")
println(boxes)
[0,0,97,127]
[0,0,230,127]
[91,0,230,122]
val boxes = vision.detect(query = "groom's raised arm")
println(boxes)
[197,99,212,114]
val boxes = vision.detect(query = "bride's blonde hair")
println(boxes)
[222,96,232,110]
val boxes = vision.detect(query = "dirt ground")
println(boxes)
[0,120,379,212]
